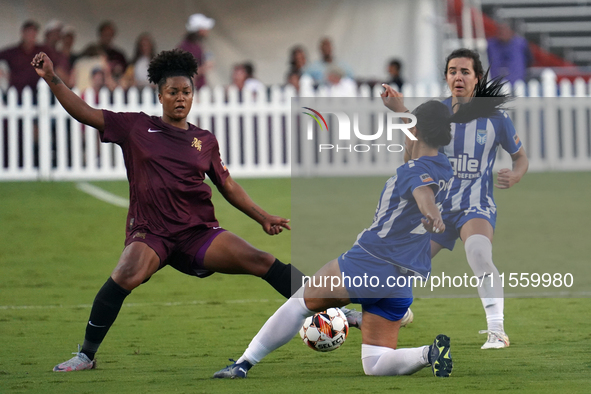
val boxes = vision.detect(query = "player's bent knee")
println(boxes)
[245,250,275,276]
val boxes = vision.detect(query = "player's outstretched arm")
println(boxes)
[413,185,445,234]
[216,175,291,235]
[31,52,105,132]
[495,147,528,189]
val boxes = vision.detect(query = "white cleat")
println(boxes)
[399,308,413,327]
[479,330,510,349]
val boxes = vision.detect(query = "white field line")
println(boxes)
[76,182,129,208]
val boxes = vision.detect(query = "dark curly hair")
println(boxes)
[148,49,198,91]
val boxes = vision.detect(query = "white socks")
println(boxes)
[238,288,313,365]
[361,344,429,376]
[464,234,504,332]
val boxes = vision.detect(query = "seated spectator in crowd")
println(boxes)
[43,20,71,88]
[121,32,156,89]
[487,20,532,84]
[306,37,354,84]
[0,20,51,99]
[72,46,116,93]
[325,65,357,97]
[288,45,308,76]
[242,62,265,94]
[81,21,127,84]
[178,13,215,90]
[387,58,404,91]
[231,62,265,100]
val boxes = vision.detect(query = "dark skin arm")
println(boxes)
[31,52,105,132]
[216,175,291,235]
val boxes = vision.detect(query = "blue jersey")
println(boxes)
[440,98,522,215]
[355,153,453,278]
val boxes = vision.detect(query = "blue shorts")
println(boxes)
[431,207,497,251]
[338,244,415,322]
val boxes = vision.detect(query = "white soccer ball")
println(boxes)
[299,307,349,352]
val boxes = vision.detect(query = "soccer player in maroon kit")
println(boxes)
[32,49,313,372]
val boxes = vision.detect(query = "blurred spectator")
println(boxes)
[487,20,532,84]
[285,45,309,92]
[325,65,357,97]
[387,58,404,91]
[43,20,71,88]
[72,46,116,93]
[81,21,128,84]
[59,25,78,73]
[178,13,215,89]
[121,32,156,89]
[231,62,265,100]
[242,62,265,93]
[0,20,51,97]
[306,37,354,84]
[288,45,308,75]
[231,63,247,90]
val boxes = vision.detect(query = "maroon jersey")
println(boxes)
[101,110,229,236]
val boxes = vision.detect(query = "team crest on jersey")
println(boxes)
[191,138,202,151]
[476,129,487,145]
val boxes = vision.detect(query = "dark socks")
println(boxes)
[81,277,131,360]
[262,259,305,298]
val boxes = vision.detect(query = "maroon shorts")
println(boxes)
[125,226,226,278]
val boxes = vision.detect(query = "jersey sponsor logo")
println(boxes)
[420,173,433,183]
[448,154,481,179]
[132,232,146,239]
[191,137,203,151]
[220,160,227,171]
[148,128,163,133]
[513,134,520,144]
[476,129,487,145]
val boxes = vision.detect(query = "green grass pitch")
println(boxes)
[0,173,590,393]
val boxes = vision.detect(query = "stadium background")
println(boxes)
[1,1,590,393]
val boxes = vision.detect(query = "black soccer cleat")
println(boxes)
[428,334,453,377]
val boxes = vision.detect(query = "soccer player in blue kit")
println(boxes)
[430,49,529,349]
[213,82,510,379]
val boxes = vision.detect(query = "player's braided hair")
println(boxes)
[148,49,198,91]
[413,71,511,149]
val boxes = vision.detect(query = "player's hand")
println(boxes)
[31,52,55,80]
[262,216,291,235]
[380,83,407,113]
[422,214,445,234]
[495,168,520,189]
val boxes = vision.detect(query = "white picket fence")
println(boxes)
[0,71,590,181]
